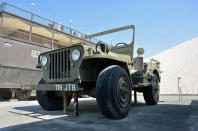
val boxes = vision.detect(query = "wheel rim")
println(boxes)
[117,77,130,108]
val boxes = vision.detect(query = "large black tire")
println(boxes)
[143,74,159,105]
[96,65,132,119]
[36,79,72,111]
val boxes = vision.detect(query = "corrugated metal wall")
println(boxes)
[0,66,42,88]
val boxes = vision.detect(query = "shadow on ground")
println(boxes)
[1,99,198,131]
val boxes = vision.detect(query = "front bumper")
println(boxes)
[21,83,82,92]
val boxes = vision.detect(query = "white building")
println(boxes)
[146,37,198,94]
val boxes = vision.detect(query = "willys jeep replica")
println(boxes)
[22,25,160,119]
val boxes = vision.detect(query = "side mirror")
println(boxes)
[137,48,144,56]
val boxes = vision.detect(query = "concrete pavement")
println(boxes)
[0,95,198,131]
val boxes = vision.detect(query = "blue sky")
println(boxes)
[2,0,198,57]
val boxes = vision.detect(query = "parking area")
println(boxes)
[0,95,198,131]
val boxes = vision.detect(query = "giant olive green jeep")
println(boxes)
[22,25,160,119]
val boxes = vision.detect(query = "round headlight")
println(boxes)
[41,56,48,66]
[72,49,80,61]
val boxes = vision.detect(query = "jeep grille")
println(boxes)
[49,50,70,79]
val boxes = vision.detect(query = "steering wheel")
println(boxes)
[96,41,106,52]
[115,42,127,47]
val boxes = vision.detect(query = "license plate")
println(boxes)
[55,84,77,91]
[21,85,32,90]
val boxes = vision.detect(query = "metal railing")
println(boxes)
[0,2,100,45]
[2,26,30,41]
[1,26,69,48]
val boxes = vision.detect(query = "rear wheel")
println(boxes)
[36,79,72,111]
[143,75,159,105]
[96,65,132,119]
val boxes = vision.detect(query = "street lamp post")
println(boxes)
[69,20,72,29]
[31,3,34,14]
[30,3,34,20]
[29,2,35,42]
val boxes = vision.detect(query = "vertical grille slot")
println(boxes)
[66,50,68,77]
[67,50,70,77]
[54,53,57,79]
[49,54,53,79]
[63,50,66,78]
[49,49,70,79]
[60,51,63,78]
[57,52,60,78]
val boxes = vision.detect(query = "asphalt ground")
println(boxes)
[0,95,198,131]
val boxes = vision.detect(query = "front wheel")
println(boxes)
[36,79,72,111]
[143,74,159,105]
[96,65,132,119]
